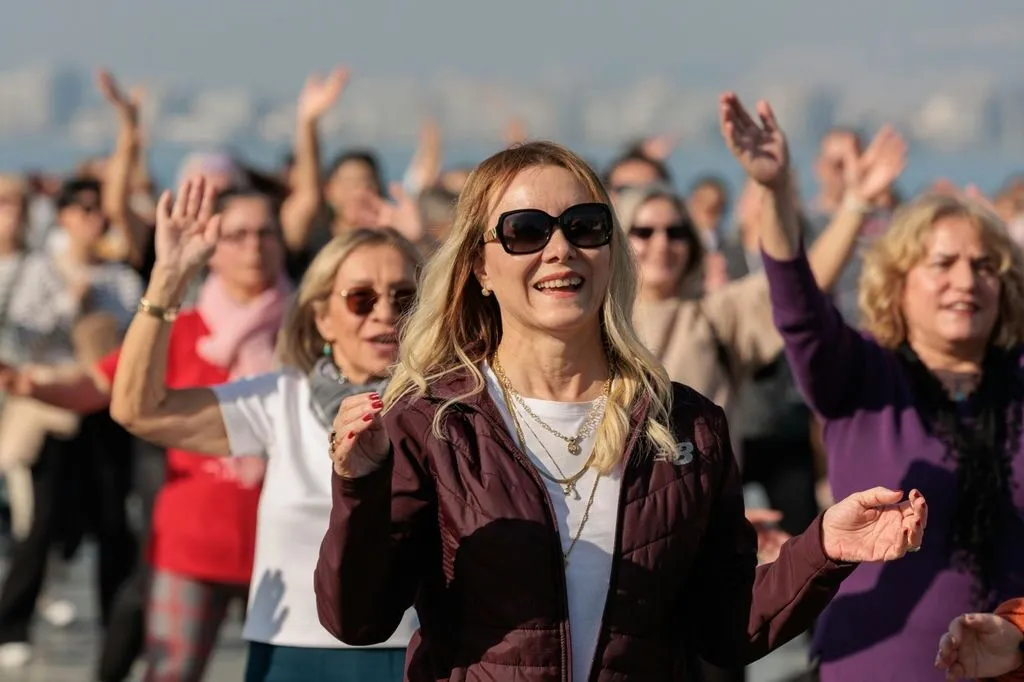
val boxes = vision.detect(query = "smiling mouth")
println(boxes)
[367,333,398,345]
[944,302,980,313]
[534,276,584,293]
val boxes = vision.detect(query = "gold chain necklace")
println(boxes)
[492,355,609,456]
[496,377,600,566]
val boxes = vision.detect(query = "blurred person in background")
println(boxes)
[722,92,1024,681]
[0,172,139,671]
[686,174,730,252]
[0,181,292,680]
[601,147,673,205]
[109,183,421,680]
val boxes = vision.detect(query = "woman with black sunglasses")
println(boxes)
[105,179,420,682]
[315,141,929,682]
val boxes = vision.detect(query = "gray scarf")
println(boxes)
[307,356,388,429]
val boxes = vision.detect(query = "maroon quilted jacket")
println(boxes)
[315,368,857,681]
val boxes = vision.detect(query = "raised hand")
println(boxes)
[95,68,142,126]
[719,93,789,189]
[329,392,391,478]
[297,67,349,123]
[822,488,927,562]
[843,125,907,203]
[153,177,221,286]
[377,183,424,242]
[935,612,1023,680]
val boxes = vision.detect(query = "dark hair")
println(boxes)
[213,187,279,216]
[601,150,672,189]
[687,174,729,200]
[327,150,384,196]
[56,178,102,210]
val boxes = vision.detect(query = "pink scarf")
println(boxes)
[195,273,293,380]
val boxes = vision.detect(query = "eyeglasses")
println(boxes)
[484,203,613,255]
[220,227,281,245]
[338,286,417,317]
[629,224,692,242]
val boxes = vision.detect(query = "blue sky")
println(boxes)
[3,0,1023,92]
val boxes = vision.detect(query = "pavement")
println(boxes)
[0,542,811,681]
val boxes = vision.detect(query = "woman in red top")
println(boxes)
[3,183,292,681]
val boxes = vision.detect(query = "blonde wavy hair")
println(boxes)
[276,228,423,374]
[384,141,677,473]
[859,192,1024,349]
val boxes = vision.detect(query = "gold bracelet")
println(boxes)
[136,298,180,322]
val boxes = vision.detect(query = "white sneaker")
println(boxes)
[0,642,32,668]
[40,598,77,628]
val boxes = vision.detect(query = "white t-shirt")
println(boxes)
[483,364,622,682]
[213,368,418,649]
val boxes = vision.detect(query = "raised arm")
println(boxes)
[279,67,348,253]
[718,93,893,417]
[96,69,150,268]
[315,393,433,644]
[109,178,229,455]
[692,407,926,666]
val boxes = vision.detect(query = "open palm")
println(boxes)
[719,92,789,188]
[297,67,349,123]
[844,125,907,202]
[154,177,221,281]
[822,487,927,562]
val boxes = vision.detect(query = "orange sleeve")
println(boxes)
[994,598,1024,682]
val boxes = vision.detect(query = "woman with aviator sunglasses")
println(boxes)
[106,178,421,682]
[317,141,928,682]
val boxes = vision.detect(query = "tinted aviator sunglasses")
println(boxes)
[338,286,417,316]
[484,203,614,255]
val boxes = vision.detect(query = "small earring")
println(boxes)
[481,287,491,297]
[322,342,333,357]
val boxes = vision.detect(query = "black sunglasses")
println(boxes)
[484,203,613,255]
[338,286,417,317]
[629,224,692,242]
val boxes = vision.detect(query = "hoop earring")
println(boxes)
[481,287,491,297]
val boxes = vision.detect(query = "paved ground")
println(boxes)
[1,543,811,681]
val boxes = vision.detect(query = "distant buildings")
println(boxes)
[1,63,1023,151]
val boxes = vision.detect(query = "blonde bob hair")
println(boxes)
[859,192,1024,349]
[384,141,677,473]
[276,228,423,374]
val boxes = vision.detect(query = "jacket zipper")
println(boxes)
[465,396,650,682]
[589,423,646,681]
[468,402,574,682]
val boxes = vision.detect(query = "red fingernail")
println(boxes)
[371,401,383,409]
[370,393,380,399]
[347,432,355,439]
[362,413,373,422]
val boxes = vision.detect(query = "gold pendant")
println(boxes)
[562,482,576,497]
[567,439,581,456]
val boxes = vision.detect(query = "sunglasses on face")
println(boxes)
[338,286,417,317]
[484,203,613,255]
[629,224,692,242]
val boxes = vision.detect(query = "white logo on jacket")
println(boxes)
[657,440,694,466]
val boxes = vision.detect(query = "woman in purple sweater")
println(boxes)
[719,92,1024,681]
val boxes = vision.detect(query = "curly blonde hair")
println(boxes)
[384,141,678,473]
[859,193,1024,349]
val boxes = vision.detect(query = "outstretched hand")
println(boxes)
[842,125,907,203]
[297,67,349,123]
[95,68,142,126]
[822,488,927,562]
[152,177,222,289]
[719,92,789,189]
[935,612,1023,680]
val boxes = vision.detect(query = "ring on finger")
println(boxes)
[328,429,339,457]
